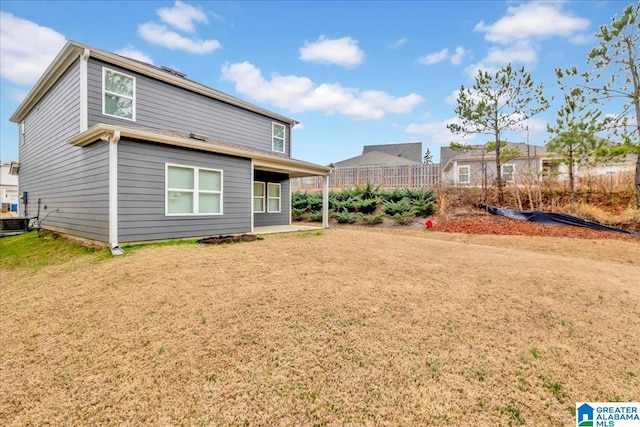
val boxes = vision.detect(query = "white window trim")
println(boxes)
[501,164,515,182]
[272,122,286,153]
[267,182,281,213]
[102,67,136,121]
[458,165,470,184]
[253,181,265,213]
[165,163,223,216]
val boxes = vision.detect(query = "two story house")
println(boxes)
[10,41,331,252]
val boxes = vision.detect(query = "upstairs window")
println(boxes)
[272,122,285,153]
[103,68,135,121]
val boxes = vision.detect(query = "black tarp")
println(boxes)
[480,204,639,237]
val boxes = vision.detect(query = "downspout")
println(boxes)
[108,130,123,255]
[79,48,89,132]
[250,159,254,233]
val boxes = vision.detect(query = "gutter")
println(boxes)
[69,124,331,177]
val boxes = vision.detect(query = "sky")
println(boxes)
[0,0,632,165]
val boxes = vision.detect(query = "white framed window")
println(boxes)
[166,164,222,216]
[501,164,515,182]
[267,183,281,213]
[272,122,285,153]
[103,67,136,121]
[253,182,265,213]
[458,165,470,184]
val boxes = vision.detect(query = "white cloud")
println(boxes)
[138,22,220,54]
[418,46,467,66]
[115,45,154,64]
[299,36,364,68]
[568,33,592,45]
[465,41,537,78]
[418,48,449,65]
[0,12,66,85]
[157,0,208,33]
[389,38,408,49]
[220,61,423,120]
[474,2,590,44]
[446,90,460,105]
[450,47,467,65]
[405,117,477,146]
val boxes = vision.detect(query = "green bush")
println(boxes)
[360,183,382,200]
[360,214,384,225]
[383,199,413,216]
[291,208,308,221]
[353,198,379,214]
[412,199,436,217]
[406,188,435,202]
[333,210,359,224]
[307,193,323,212]
[331,197,357,212]
[309,211,324,222]
[392,212,415,225]
[292,191,309,210]
[381,188,410,203]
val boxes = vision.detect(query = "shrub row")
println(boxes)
[292,184,436,225]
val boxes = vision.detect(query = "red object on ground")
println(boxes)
[425,219,433,228]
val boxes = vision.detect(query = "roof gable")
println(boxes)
[11,40,297,125]
[362,142,422,163]
[332,150,422,168]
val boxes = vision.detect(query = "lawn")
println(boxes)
[1,228,639,426]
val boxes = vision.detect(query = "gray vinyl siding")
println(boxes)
[118,140,251,242]
[19,59,110,242]
[446,158,543,186]
[253,170,290,227]
[87,59,290,156]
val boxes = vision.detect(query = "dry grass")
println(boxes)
[1,228,639,426]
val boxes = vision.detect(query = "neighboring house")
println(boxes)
[10,41,331,251]
[362,142,423,163]
[0,161,19,212]
[544,135,636,182]
[440,143,548,186]
[441,139,636,187]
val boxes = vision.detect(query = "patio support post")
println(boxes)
[322,173,330,228]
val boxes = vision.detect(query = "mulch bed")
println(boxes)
[197,234,263,244]
[432,215,640,241]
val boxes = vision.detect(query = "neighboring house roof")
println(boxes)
[442,142,547,172]
[10,40,297,126]
[331,151,422,168]
[68,124,331,178]
[362,142,422,163]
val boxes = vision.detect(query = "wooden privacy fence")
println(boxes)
[292,164,441,191]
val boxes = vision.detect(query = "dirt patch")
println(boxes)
[196,234,263,244]
[1,229,638,426]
